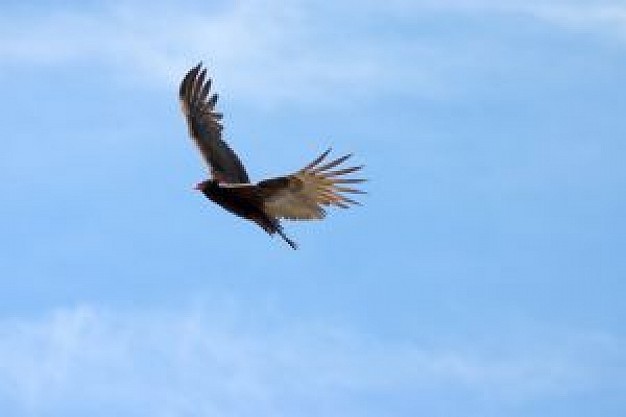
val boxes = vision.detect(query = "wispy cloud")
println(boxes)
[526,4,626,38]
[0,302,620,416]
[1,1,427,103]
[345,0,626,41]
[7,0,624,105]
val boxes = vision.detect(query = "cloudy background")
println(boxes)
[1,1,625,416]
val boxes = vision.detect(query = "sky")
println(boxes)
[1,0,625,416]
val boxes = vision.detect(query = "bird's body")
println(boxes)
[197,181,262,224]
[197,179,297,248]
[197,180,279,237]
[179,63,365,249]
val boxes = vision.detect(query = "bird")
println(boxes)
[179,63,365,249]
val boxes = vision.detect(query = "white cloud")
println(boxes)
[1,0,625,106]
[0,1,528,105]
[341,0,626,40]
[0,302,619,416]
[526,4,626,37]
[0,1,424,104]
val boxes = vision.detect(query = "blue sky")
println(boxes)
[1,0,625,416]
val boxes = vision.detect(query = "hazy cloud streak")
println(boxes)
[0,303,619,416]
[9,0,625,105]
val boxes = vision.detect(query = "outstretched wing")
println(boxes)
[257,149,366,220]
[179,63,250,184]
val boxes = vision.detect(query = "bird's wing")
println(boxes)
[257,149,366,220]
[179,63,250,184]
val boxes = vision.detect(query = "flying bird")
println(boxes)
[179,63,365,249]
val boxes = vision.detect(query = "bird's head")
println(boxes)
[194,180,211,191]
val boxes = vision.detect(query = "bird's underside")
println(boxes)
[179,63,365,249]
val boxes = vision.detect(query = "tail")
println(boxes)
[276,227,298,250]
[256,215,298,250]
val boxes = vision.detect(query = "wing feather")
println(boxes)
[257,150,366,220]
[311,153,352,172]
[179,63,250,183]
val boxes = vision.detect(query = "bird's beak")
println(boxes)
[193,182,202,190]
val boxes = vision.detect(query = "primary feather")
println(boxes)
[258,149,366,220]
[179,63,249,184]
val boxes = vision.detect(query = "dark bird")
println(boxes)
[179,63,365,249]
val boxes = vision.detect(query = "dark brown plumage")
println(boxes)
[179,63,365,249]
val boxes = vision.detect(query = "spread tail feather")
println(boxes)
[276,227,298,250]
[256,214,298,250]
